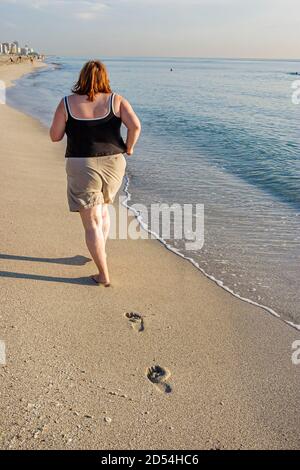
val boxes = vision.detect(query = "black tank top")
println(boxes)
[64,93,127,158]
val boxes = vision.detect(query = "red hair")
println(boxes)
[72,60,112,101]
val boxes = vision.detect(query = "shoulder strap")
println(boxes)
[64,96,71,118]
[110,93,115,115]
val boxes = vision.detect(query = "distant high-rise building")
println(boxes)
[0,40,38,56]
[21,46,32,56]
[2,43,10,54]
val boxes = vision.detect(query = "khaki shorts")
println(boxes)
[65,153,127,212]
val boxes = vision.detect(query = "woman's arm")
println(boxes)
[120,97,141,155]
[50,99,67,142]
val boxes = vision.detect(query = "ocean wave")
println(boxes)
[138,106,300,208]
[121,175,300,332]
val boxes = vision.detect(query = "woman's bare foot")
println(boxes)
[91,273,111,287]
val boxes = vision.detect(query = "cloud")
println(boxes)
[72,1,108,20]
[0,19,17,28]
[0,0,238,6]
[1,0,299,24]
[0,0,109,20]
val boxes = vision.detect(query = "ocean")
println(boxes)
[6,56,300,328]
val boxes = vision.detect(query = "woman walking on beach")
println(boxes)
[50,60,141,286]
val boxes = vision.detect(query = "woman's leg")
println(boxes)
[79,205,110,286]
[101,204,110,245]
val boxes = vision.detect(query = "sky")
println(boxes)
[0,0,299,59]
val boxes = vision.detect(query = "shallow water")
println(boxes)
[6,56,300,327]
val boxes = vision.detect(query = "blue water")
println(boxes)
[6,56,300,326]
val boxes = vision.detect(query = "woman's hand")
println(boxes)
[120,97,141,156]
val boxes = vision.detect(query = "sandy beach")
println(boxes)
[0,62,299,450]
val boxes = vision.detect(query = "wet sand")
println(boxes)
[0,62,299,450]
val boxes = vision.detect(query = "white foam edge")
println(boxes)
[121,175,300,333]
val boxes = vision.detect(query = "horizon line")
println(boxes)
[46,53,300,62]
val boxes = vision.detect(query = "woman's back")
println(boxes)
[64,92,127,158]
[65,92,121,120]
[50,59,141,156]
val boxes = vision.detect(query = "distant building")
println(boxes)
[11,43,17,54]
[20,46,31,56]
[1,43,10,54]
[0,40,39,56]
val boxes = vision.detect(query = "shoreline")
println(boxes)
[0,58,48,88]
[122,177,300,332]
[0,62,300,450]
[6,60,300,333]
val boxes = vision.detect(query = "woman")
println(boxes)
[50,60,141,287]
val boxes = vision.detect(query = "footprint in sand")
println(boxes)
[147,365,172,394]
[125,312,144,333]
